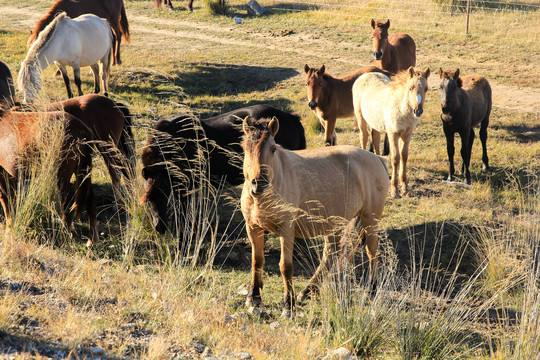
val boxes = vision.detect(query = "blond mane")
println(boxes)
[24,12,68,64]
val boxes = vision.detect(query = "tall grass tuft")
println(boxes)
[204,0,229,15]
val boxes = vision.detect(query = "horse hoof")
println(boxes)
[281,308,295,319]
[245,296,261,308]
[482,164,490,171]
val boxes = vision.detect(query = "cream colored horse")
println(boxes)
[241,116,389,317]
[353,67,430,197]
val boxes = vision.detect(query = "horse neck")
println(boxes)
[268,148,295,194]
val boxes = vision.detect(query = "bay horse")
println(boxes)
[0,61,15,107]
[241,116,389,317]
[353,67,430,197]
[155,0,194,12]
[141,104,306,235]
[438,68,491,184]
[0,110,100,245]
[18,13,113,103]
[28,0,130,66]
[371,19,416,75]
[304,64,389,146]
[10,94,135,183]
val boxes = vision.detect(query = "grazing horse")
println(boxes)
[0,110,101,245]
[155,0,194,12]
[28,0,130,66]
[241,116,389,317]
[141,104,306,235]
[438,68,491,184]
[304,64,389,146]
[10,94,135,182]
[0,61,15,107]
[353,67,430,197]
[371,19,416,75]
[18,13,113,103]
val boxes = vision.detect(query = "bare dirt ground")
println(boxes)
[1,4,539,115]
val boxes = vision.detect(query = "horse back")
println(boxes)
[462,75,492,127]
[388,33,416,72]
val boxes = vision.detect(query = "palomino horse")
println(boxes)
[0,110,100,245]
[438,68,491,184]
[155,0,195,12]
[141,104,306,235]
[371,19,416,75]
[353,67,430,197]
[241,116,389,317]
[18,13,113,103]
[304,64,388,146]
[28,0,129,66]
[0,61,15,107]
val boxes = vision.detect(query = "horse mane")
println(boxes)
[389,68,422,90]
[25,12,68,63]
[28,0,66,47]
[241,118,273,157]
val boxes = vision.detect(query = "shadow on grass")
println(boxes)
[497,123,540,143]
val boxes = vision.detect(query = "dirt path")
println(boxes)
[1,4,538,114]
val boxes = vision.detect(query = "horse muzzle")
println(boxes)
[308,101,318,110]
[373,51,383,60]
[413,107,423,117]
[250,178,269,197]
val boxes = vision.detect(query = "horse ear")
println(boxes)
[268,116,279,137]
[304,64,310,73]
[242,116,254,134]
[438,67,444,79]
[408,66,415,78]
[371,19,376,29]
[319,65,325,75]
[424,67,430,79]
[384,19,390,29]
[454,68,460,79]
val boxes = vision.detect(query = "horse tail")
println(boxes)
[119,1,130,43]
[116,102,136,179]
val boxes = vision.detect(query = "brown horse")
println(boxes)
[371,19,416,75]
[155,0,194,12]
[438,69,491,184]
[27,0,130,66]
[241,116,389,317]
[304,64,388,146]
[0,110,100,245]
[12,94,135,182]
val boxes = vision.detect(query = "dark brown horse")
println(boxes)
[304,64,388,146]
[0,61,15,107]
[0,110,100,245]
[438,69,491,184]
[371,19,416,75]
[155,0,194,12]
[12,94,135,182]
[27,0,130,66]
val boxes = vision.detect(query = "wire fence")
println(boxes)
[261,0,540,43]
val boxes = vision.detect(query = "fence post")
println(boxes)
[466,0,471,34]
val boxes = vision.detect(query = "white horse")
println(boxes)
[353,67,430,197]
[18,12,113,103]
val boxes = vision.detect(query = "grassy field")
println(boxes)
[0,0,539,358]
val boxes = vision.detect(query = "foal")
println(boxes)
[438,68,491,184]
[241,116,389,317]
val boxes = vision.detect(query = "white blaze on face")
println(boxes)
[416,80,423,106]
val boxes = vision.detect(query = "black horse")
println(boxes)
[0,61,15,107]
[438,68,491,184]
[141,104,307,234]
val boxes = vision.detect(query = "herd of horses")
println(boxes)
[0,1,494,317]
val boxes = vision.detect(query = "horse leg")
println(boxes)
[0,171,15,225]
[90,64,100,94]
[279,229,296,318]
[371,130,382,155]
[57,65,73,99]
[111,23,123,65]
[188,0,193,11]
[480,122,489,171]
[399,131,413,195]
[58,159,77,235]
[246,224,265,308]
[443,123,455,181]
[324,117,337,146]
[459,129,471,184]
[357,113,370,150]
[72,64,84,97]
[361,212,381,294]
[387,132,401,198]
[298,234,340,304]
[100,54,111,97]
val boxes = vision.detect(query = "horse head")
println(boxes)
[438,68,462,114]
[404,66,430,117]
[242,116,280,197]
[371,19,390,61]
[304,64,327,110]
